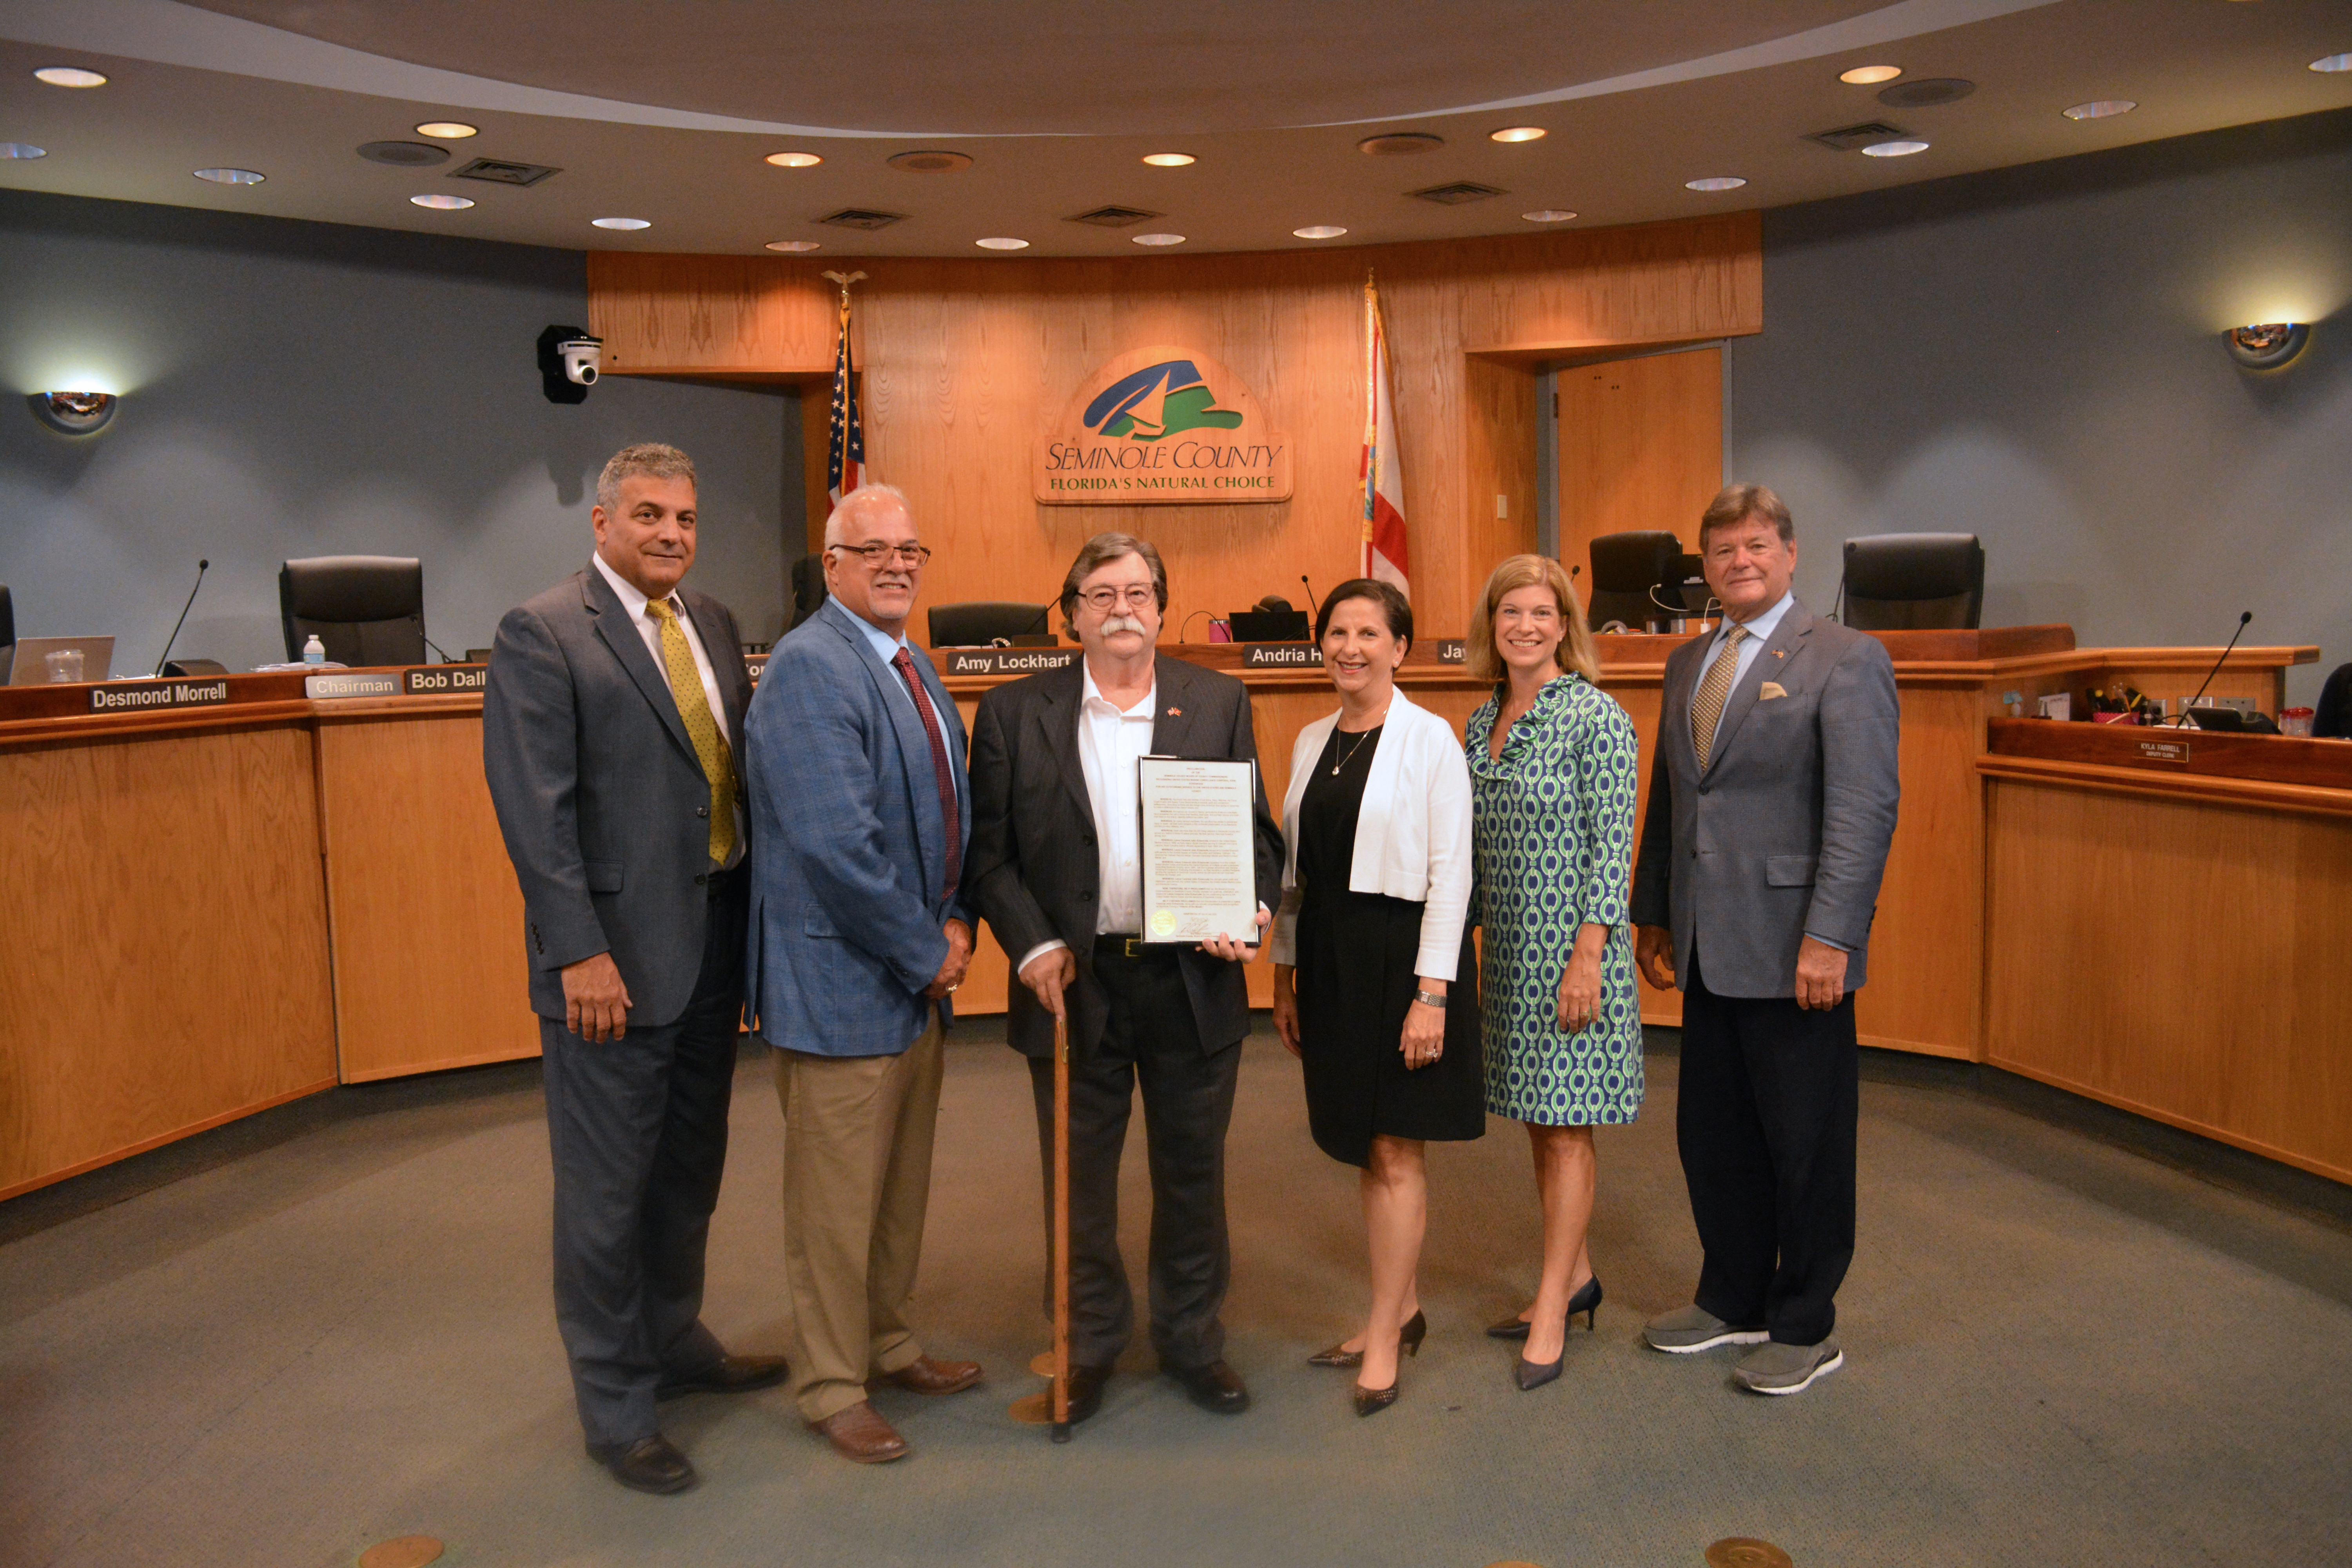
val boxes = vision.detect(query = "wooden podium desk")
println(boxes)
[0,670,532,1200]
[0,632,2316,1200]
[1980,718,2352,1184]
[943,628,2311,1072]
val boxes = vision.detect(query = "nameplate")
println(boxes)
[1241,643,1322,669]
[1433,640,1466,665]
[305,671,401,699]
[401,665,487,695]
[2136,739,2190,764]
[940,647,1080,677]
[744,652,769,686]
[88,677,232,713]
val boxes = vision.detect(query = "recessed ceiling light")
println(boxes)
[765,151,823,167]
[194,167,265,185]
[410,193,474,209]
[593,217,652,230]
[1293,225,1348,239]
[976,236,1029,250]
[1132,232,1186,246]
[2062,100,2136,120]
[1489,126,1546,143]
[765,239,822,252]
[1840,65,1902,85]
[1684,176,1746,192]
[1358,132,1443,156]
[2311,54,2352,74]
[415,122,478,139]
[1521,209,1577,223]
[1142,152,1196,166]
[0,143,46,160]
[890,150,973,173]
[34,67,107,88]
[1861,140,1930,157]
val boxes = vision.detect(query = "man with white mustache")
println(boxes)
[965,532,1284,1424]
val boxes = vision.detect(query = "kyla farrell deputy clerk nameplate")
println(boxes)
[1137,755,1258,946]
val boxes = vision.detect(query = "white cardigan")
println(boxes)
[1269,687,1474,980]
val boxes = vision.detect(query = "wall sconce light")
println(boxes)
[2224,323,2309,370]
[29,390,118,434]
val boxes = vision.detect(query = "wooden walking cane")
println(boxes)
[1050,1009,1072,1442]
[1010,1008,1076,1440]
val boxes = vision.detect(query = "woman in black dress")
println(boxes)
[1270,580,1480,1416]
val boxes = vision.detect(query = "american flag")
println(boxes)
[827,293,865,503]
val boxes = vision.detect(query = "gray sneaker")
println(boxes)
[1732,1338,1844,1394]
[1642,1305,1771,1354]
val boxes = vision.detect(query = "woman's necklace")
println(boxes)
[1331,704,1389,773]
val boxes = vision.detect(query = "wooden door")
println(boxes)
[1555,347,1722,575]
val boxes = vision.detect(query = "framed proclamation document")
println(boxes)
[1136,755,1258,945]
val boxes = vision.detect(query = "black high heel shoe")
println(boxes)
[1307,1309,1426,1368]
[1353,1378,1401,1417]
[1513,1279,1601,1392]
[1487,1276,1602,1340]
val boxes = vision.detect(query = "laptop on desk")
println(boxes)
[6,635,114,685]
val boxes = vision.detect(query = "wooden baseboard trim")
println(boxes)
[0,1076,342,1202]
[339,1045,541,1084]
[1985,1056,2352,1187]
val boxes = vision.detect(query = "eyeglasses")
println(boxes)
[829,540,933,566]
[1076,585,1158,612]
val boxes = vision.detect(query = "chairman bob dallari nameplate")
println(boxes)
[1035,345,1292,505]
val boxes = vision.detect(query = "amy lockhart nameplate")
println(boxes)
[938,647,1080,678]
[88,677,233,713]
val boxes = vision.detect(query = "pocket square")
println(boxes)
[1759,681,1788,700]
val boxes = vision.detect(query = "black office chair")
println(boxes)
[928,602,1050,647]
[1841,534,1985,630]
[0,582,14,674]
[788,553,826,632]
[279,556,426,666]
[1585,531,1684,631]
[2315,662,2352,740]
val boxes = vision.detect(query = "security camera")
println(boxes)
[537,324,603,405]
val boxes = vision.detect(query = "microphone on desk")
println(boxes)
[2181,611,2253,728]
[424,634,460,664]
[152,559,209,676]
[1300,575,1320,621]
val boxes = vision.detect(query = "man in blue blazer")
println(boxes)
[742,483,982,1465]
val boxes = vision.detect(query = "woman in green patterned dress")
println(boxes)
[1464,554,1644,1392]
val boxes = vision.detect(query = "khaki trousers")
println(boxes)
[774,1013,946,1423]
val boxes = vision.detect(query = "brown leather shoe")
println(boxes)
[812,1400,909,1464]
[658,1352,789,1400]
[586,1433,697,1494]
[885,1354,983,1396]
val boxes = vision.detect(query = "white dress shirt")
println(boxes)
[1696,589,1795,753]
[1016,665,1156,976]
[591,550,743,867]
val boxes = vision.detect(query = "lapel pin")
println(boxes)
[1773,649,1786,658]
[1167,706,1182,717]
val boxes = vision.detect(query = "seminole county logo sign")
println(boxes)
[1033,345,1292,505]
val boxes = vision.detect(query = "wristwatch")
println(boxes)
[1414,989,1448,1010]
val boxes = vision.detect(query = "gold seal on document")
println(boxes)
[1149,909,1178,936]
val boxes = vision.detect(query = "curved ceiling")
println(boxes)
[179,0,1888,135]
[0,0,2347,258]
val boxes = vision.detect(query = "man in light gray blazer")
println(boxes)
[1630,483,1899,1396]
[483,443,785,1494]
[742,483,982,1467]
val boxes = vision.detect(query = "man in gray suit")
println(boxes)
[483,442,784,1494]
[1630,483,1899,1396]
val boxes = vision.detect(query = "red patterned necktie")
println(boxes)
[889,647,961,901]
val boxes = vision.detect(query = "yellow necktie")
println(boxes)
[645,599,737,865]
[1689,624,1748,771]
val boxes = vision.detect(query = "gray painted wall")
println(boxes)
[0,190,793,675]
[1729,109,2352,706]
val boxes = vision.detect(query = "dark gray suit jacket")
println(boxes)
[1629,599,1899,998]
[483,566,751,1027]
[965,656,1285,1061]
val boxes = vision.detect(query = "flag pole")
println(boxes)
[1363,270,1379,579]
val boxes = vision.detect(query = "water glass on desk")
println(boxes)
[44,648,83,683]
[2281,707,2315,739]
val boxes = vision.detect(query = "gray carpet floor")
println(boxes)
[4,1022,2348,1568]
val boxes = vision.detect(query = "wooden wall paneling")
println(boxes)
[1853,687,1983,1058]
[1555,347,1724,578]
[590,217,1764,647]
[1984,778,2352,1183]
[0,725,337,1199]
[315,712,540,1082]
